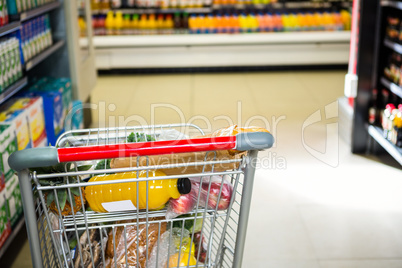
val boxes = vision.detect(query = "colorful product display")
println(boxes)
[0,0,9,27]
[0,124,17,185]
[21,14,53,63]
[21,77,73,145]
[6,0,55,15]
[5,174,22,228]
[385,15,402,43]
[368,89,402,148]
[384,52,402,86]
[0,37,23,92]
[91,10,351,35]
[7,97,48,147]
[0,189,11,250]
[0,108,31,151]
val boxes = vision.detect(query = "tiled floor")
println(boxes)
[5,70,402,268]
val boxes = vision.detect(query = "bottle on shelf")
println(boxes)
[105,11,115,35]
[114,11,123,35]
[369,89,378,125]
[131,14,139,35]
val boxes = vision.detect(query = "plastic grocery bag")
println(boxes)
[73,227,108,268]
[166,175,234,219]
[148,227,197,268]
[104,217,167,268]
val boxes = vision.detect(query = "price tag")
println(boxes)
[102,200,137,212]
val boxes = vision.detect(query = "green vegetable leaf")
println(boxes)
[46,191,55,207]
[95,159,111,170]
[58,189,67,211]
[70,187,81,196]
[69,238,77,249]
[77,165,93,172]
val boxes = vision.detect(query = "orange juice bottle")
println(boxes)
[189,14,196,33]
[239,13,247,33]
[131,14,139,35]
[85,170,191,213]
[139,14,148,35]
[156,14,164,34]
[205,15,214,34]
[340,10,351,31]
[165,14,174,34]
[114,11,124,35]
[222,14,230,33]
[149,14,157,35]
[105,11,115,35]
[215,15,223,33]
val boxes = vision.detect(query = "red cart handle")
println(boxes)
[58,136,237,162]
[9,132,274,171]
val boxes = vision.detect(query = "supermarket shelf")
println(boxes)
[380,77,402,99]
[19,1,61,22]
[85,31,350,69]
[92,7,212,14]
[384,38,402,54]
[368,125,402,166]
[0,22,21,38]
[381,1,402,10]
[0,77,28,106]
[25,40,65,71]
[0,217,25,260]
[84,31,351,47]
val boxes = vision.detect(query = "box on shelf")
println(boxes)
[0,124,17,186]
[0,189,11,249]
[23,77,72,145]
[70,100,83,130]
[7,97,47,148]
[5,174,22,228]
[0,108,31,151]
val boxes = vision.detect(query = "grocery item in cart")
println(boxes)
[73,227,108,268]
[105,217,167,268]
[166,175,234,219]
[85,170,191,213]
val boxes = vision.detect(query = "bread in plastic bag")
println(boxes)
[104,217,167,268]
[166,175,234,219]
[73,227,108,268]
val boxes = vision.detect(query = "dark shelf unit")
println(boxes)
[25,40,65,71]
[0,218,24,259]
[351,0,402,166]
[0,77,29,106]
[18,1,61,21]
[0,22,21,38]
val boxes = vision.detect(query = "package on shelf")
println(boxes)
[5,174,22,228]
[69,100,83,131]
[7,0,56,15]
[0,0,9,27]
[0,188,11,249]
[0,37,23,92]
[23,78,72,145]
[21,14,53,62]
[0,108,31,151]
[0,124,17,185]
[7,97,47,147]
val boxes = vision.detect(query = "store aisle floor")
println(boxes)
[7,70,402,268]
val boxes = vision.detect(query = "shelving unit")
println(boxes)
[18,1,61,21]
[368,125,402,165]
[351,0,402,166]
[0,22,21,37]
[380,77,402,99]
[85,31,351,69]
[25,40,65,71]
[0,77,29,106]
[0,218,25,259]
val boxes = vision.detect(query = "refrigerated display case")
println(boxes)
[80,0,353,69]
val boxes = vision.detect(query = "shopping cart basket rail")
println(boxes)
[9,132,273,171]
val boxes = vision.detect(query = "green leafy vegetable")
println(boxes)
[127,132,155,143]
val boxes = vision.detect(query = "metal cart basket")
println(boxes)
[9,124,274,268]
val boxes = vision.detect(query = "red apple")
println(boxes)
[194,232,207,263]
[169,184,198,215]
[201,180,233,210]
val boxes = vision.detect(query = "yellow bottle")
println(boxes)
[168,251,197,267]
[114,11,124,35]
[85,170,191,213]
[105,11,115,35]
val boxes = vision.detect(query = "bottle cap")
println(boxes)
[177,178,191,194]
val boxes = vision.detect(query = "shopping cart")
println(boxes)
[9,124,274,268]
